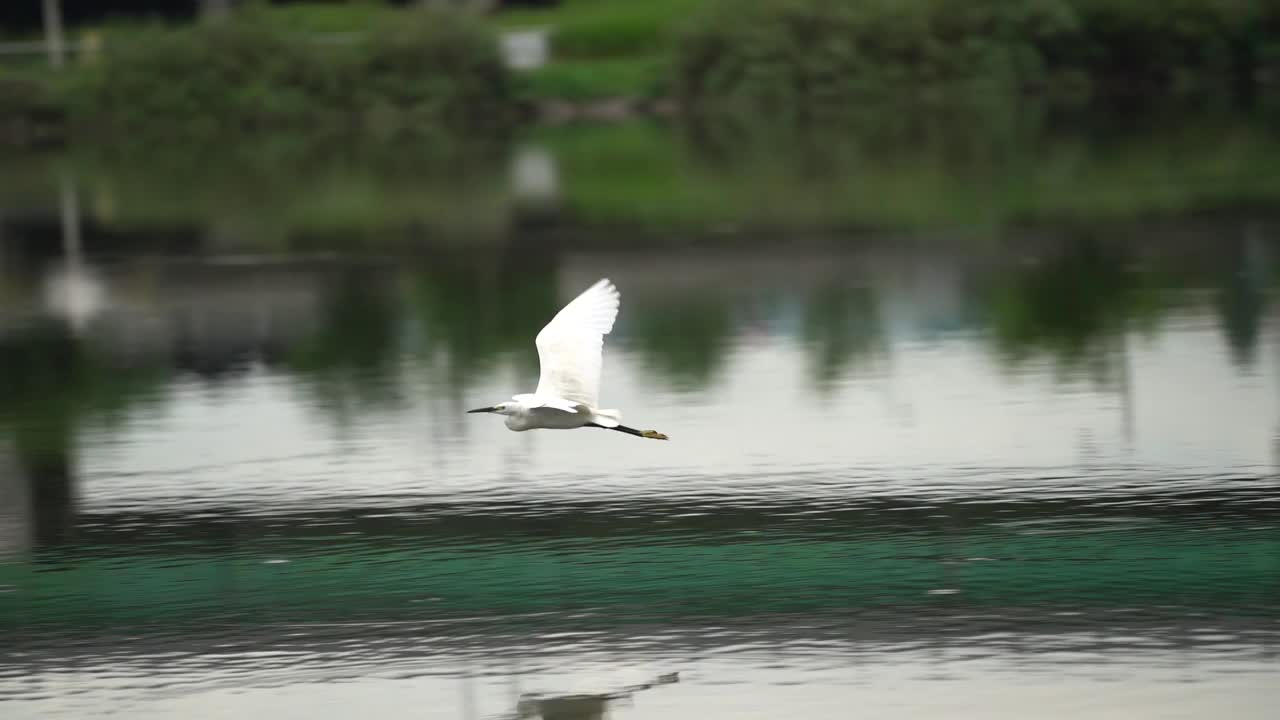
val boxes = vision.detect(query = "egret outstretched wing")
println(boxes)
[533,278,620,408]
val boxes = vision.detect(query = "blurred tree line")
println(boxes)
[2,0,1277,148]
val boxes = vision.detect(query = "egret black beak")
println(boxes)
[467,406,498,414]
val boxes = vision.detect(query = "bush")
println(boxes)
[66,9,514,141]
[1052,0,1270,88]
[0,73,66,147]
[65,21,322,136]
[353,11,514,138]
[673,0,1277,119]
[674,0,1068,120]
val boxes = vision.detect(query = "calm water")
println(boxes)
[2,122,1280,718]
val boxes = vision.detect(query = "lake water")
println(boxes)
[2,115,1279,718]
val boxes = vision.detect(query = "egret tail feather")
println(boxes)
[592,409,622,428]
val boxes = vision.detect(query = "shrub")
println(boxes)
[0,73,66,146]
[66,9,514,141]
[672,0,1276,119]
[65,21,324,137]
[353,11,514,138]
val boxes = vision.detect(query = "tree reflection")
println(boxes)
[799,283,885,389]
[627,295,733,393]
[406,249,559,401]
[0,321,166,545]
[274,269,406,424]
[1212,234,1269,370]
[985,237,1174,383]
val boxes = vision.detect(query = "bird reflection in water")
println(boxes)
[510,673,679,720]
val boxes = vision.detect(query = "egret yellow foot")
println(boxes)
[641,430,669,440]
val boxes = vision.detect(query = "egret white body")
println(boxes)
[467,278,668,440]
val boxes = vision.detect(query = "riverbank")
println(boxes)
[2,0,1278,147]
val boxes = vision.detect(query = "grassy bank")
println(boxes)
[497,0,697,101]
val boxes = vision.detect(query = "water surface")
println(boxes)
[2,119,1279,719]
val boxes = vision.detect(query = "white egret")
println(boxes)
[467,278,668,440]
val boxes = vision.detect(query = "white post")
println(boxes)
[199,0,233,24]
[41,0,66,70]
[45,176,107,337]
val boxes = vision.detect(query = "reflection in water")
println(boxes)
[514,673,679,720]
[405,249,558,401]
[0,320,166,546]
[984,236,1168,383]
[278,270,408,422]
[801,283,885,389]
[1213,228,1270,369]
[42,177,107,336]
[628,293,734,393]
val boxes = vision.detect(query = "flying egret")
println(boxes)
[467,278,669,440]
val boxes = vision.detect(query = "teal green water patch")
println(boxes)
[3,525,1277,630]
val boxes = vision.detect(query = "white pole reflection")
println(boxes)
[42,176,107,335]
[510,144,559,207]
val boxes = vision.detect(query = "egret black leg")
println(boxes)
[586,422,668,440]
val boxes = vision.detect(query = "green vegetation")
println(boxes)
[3,0,1278,143]
[2,5,1278,245]
[496,0,700,102]
[498,0,698,58]
[47,9,513,143]
[0,73,62,146]
[516,54,669,103]
[674,0,1280,118]
[497,0,1280,108]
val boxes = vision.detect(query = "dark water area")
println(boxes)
[2,115,1280,718]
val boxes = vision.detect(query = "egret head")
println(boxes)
[467,401,517,416]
